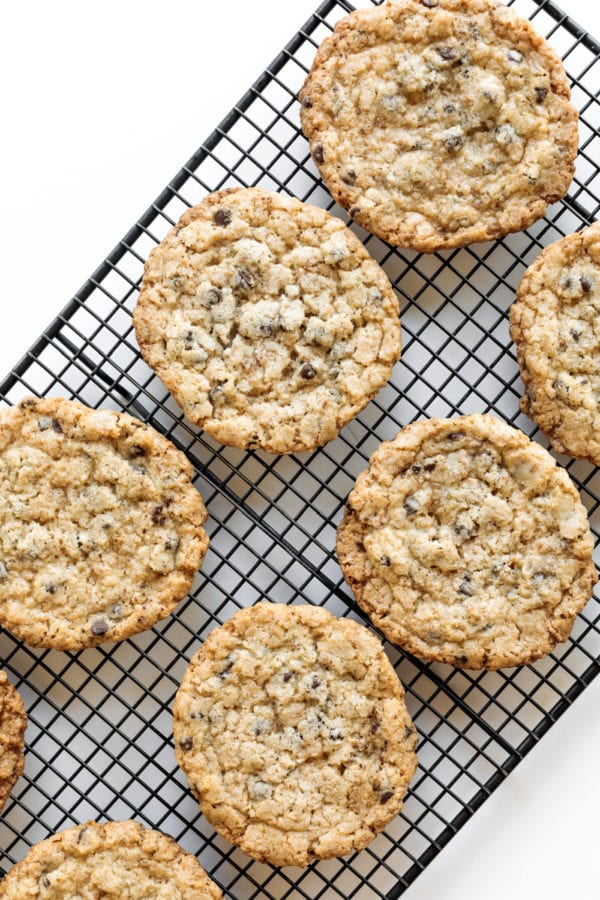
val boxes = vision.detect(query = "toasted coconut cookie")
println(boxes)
[0,397,209,650]
[300,0,578,252]
[0,820,222,898]
[510,222,600,463]
[133,187,401,454]
[337,415,596,669]
[173,603,418,866]
[0,671,26,813]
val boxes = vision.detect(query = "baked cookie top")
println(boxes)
[300,0,578,252]
[0,397,209,651]
[336,415,596,669]
[133,187,401,454]
[0,820,222,899]
[510,222,600,464]
[0,670,26,813]
[173,602,418,867]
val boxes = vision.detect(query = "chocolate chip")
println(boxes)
[311,676,321,689]
[214,209,231,227]
[204,287,222,306]
[370,718,380,734]
[300,363,316,380]
[152,505,167,526]
[444,133,463,152]
[129,444,146,459]
[380,556,391,567]
[330,728,344,741]
[437,47,457,60]
[283,671,293,683]
[444,104,456,114]
[412,464,421,474]
[165,537,180,552]
[404,495,420,516]
[45,582,56,594]
[183,330,194,346]
[91,620,109,637]
[380,790,395,804]
[448,431,465,441]
[423,463,436,472]
[350,206,361,218]
[458,577,473,597]
[179,737,193,752]
[20,398,37,409]
[313,144,325,164]
[581,275,593,293]
[535,86,548,103]
[342,170,357,185]
[403,725,416,740]
[110,603,124,618]
[571,329,581,341]
[42,875,51,888]
[302,96,313,109]
[259,322,274,336]
[507,49,523,62]
[236,267,255,290]
[209,385,226,407]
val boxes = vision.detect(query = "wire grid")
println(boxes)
[1,0,599,896]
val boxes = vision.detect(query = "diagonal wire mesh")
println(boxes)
[1,0,599,896]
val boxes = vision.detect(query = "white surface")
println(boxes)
[2,1,600,898]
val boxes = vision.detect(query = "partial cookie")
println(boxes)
[133,187,401,454]
[0,820,222,898]
[0,671,26,813]
[0,397,209,650]
[173,602,418,867]
[510,222,600,464]
[337,415,596,669]
[300,0,578,252]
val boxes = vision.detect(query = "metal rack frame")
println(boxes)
[1,1,599,897]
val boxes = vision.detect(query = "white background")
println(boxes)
[1,2,599,897]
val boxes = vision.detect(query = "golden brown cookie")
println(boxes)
[0,397,209,650]
[0,670,26,813]
[300,0,578,252]
[0,820,222,898]
[337,415,597,669]
[133,187,401,453]
[173,602,418,866]
[510,222,600,463]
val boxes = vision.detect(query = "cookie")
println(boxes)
[173,602,418,867]
[336,415,596,669]
[0,397,209,650]
[510,222,600,464]
[0,671,26,813]
[133,187,401,454]
[300,0,578,252]
[0,820,222,898]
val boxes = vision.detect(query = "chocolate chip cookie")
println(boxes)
[300,0,578,252]
[0,397,209,650]
[0,670,26,813]
[337,415,596,669]
[173,602,418,866]
[133,187,401,453]
[0,820,222,898]
[510,222,600,464]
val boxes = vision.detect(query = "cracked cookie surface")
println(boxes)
[337,415,596,669]
[173,602,418,866]
[0,820,222,899]
[0,397,209,650]
[510,222,600,464]
[300,0,578,252]
[0,670,26,813]
[133,187,401,453]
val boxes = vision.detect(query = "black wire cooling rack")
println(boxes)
[1,0,599,896]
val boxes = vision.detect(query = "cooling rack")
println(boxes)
[1,0,599,896]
